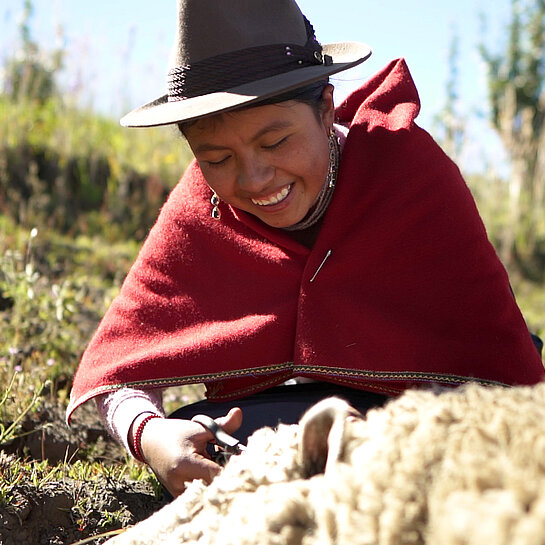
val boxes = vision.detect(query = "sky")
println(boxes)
[1,0,513,169]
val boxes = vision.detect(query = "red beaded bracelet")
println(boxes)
[133,413,162,463]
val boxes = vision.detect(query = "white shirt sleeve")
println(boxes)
[95,387,165,454]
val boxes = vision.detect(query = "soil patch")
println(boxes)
[0,468,167,545]
[1,400,168,544]
[6,398,125,465]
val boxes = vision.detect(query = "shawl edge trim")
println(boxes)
[66,362,509,423]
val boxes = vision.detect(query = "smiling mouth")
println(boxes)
[251,184,293,207]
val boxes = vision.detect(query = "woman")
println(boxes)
[67,0,544,497]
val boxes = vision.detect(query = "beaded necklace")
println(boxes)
[283,133,340,232]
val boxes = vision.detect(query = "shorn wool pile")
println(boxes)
[107,382,545,545]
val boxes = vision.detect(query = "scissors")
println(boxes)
[191,414,246,464]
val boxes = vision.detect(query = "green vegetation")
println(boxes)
[0,3,191,241]
[478,0,545,276]
[0,219,136,409]
[0,93,192,241]
[0,5,201,541]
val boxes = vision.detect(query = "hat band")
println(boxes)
[167,43,332,101]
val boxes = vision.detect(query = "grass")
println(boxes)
[0,94,191,190]
[510,276,545,340]
[0,94,193,242]
[0,213,204,437]
[0,218,133,414]
[0,217,191,543]
[0,216,139,464]
[0,372,46,446]
[0,449,162,544]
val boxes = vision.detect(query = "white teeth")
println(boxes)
[251,185,291,206]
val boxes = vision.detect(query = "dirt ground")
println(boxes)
[0,401,169,545]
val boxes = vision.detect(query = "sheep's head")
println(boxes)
[297,397,363,478]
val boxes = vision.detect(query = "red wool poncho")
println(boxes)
[67,59,544,420]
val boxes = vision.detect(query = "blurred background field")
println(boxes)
[0,0,544,543]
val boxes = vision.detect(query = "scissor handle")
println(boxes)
[191,414,243,453]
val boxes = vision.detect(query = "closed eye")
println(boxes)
[206,155,231,167]
[263,136,289,150]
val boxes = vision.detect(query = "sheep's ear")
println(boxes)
[297,397,361,478]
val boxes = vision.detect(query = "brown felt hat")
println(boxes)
[120,0,371,128]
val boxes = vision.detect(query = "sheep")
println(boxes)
[106,381,545,545]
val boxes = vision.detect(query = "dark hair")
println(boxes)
[254,79,329,111]
[177,79,329,135]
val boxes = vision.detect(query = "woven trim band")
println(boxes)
[167,42,332,101]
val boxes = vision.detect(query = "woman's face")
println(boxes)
[184,85,335,228]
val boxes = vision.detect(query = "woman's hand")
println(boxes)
[133,408,242,497]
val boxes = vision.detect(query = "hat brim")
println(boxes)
[120,42,372,128]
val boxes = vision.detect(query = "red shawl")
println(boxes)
[67,59,544,420]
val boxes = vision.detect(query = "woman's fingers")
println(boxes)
[138,412,244,498]
[214,407,243,435]
[165,452,222,497]
[191,407,243,444]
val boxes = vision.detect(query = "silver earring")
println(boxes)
[327,131,340,189]
[210,191,221,220]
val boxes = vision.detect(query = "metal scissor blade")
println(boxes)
[191,414,246,454]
